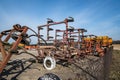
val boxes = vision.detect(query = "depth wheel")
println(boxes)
[43,56,56,70]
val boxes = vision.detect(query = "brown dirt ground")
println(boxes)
[1,50,86,80]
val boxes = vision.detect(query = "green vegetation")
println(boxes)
[110,50,120,80]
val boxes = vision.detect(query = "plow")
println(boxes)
[0,17,113,78]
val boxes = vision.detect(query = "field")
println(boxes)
[0,44,120,80]
[109,44,120,80]
[112,44,120,50]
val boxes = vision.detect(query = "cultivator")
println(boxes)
[37,17,112,66]
[0,17,112,74]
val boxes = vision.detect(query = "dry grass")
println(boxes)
[109,50,120,80]
[112,44,120,50]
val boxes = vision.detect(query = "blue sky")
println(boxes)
[0,0,120,40]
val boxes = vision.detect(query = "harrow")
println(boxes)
[0,17,112,74]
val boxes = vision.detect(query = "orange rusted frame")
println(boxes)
[0,26,28,73]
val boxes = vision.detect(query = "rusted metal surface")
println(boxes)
[0,25,28,73]
[103,46,113,80]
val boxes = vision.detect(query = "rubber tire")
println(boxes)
[43,56,56,70]
[38,73,61,80]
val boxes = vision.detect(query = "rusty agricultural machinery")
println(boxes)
[0,17,112,74]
